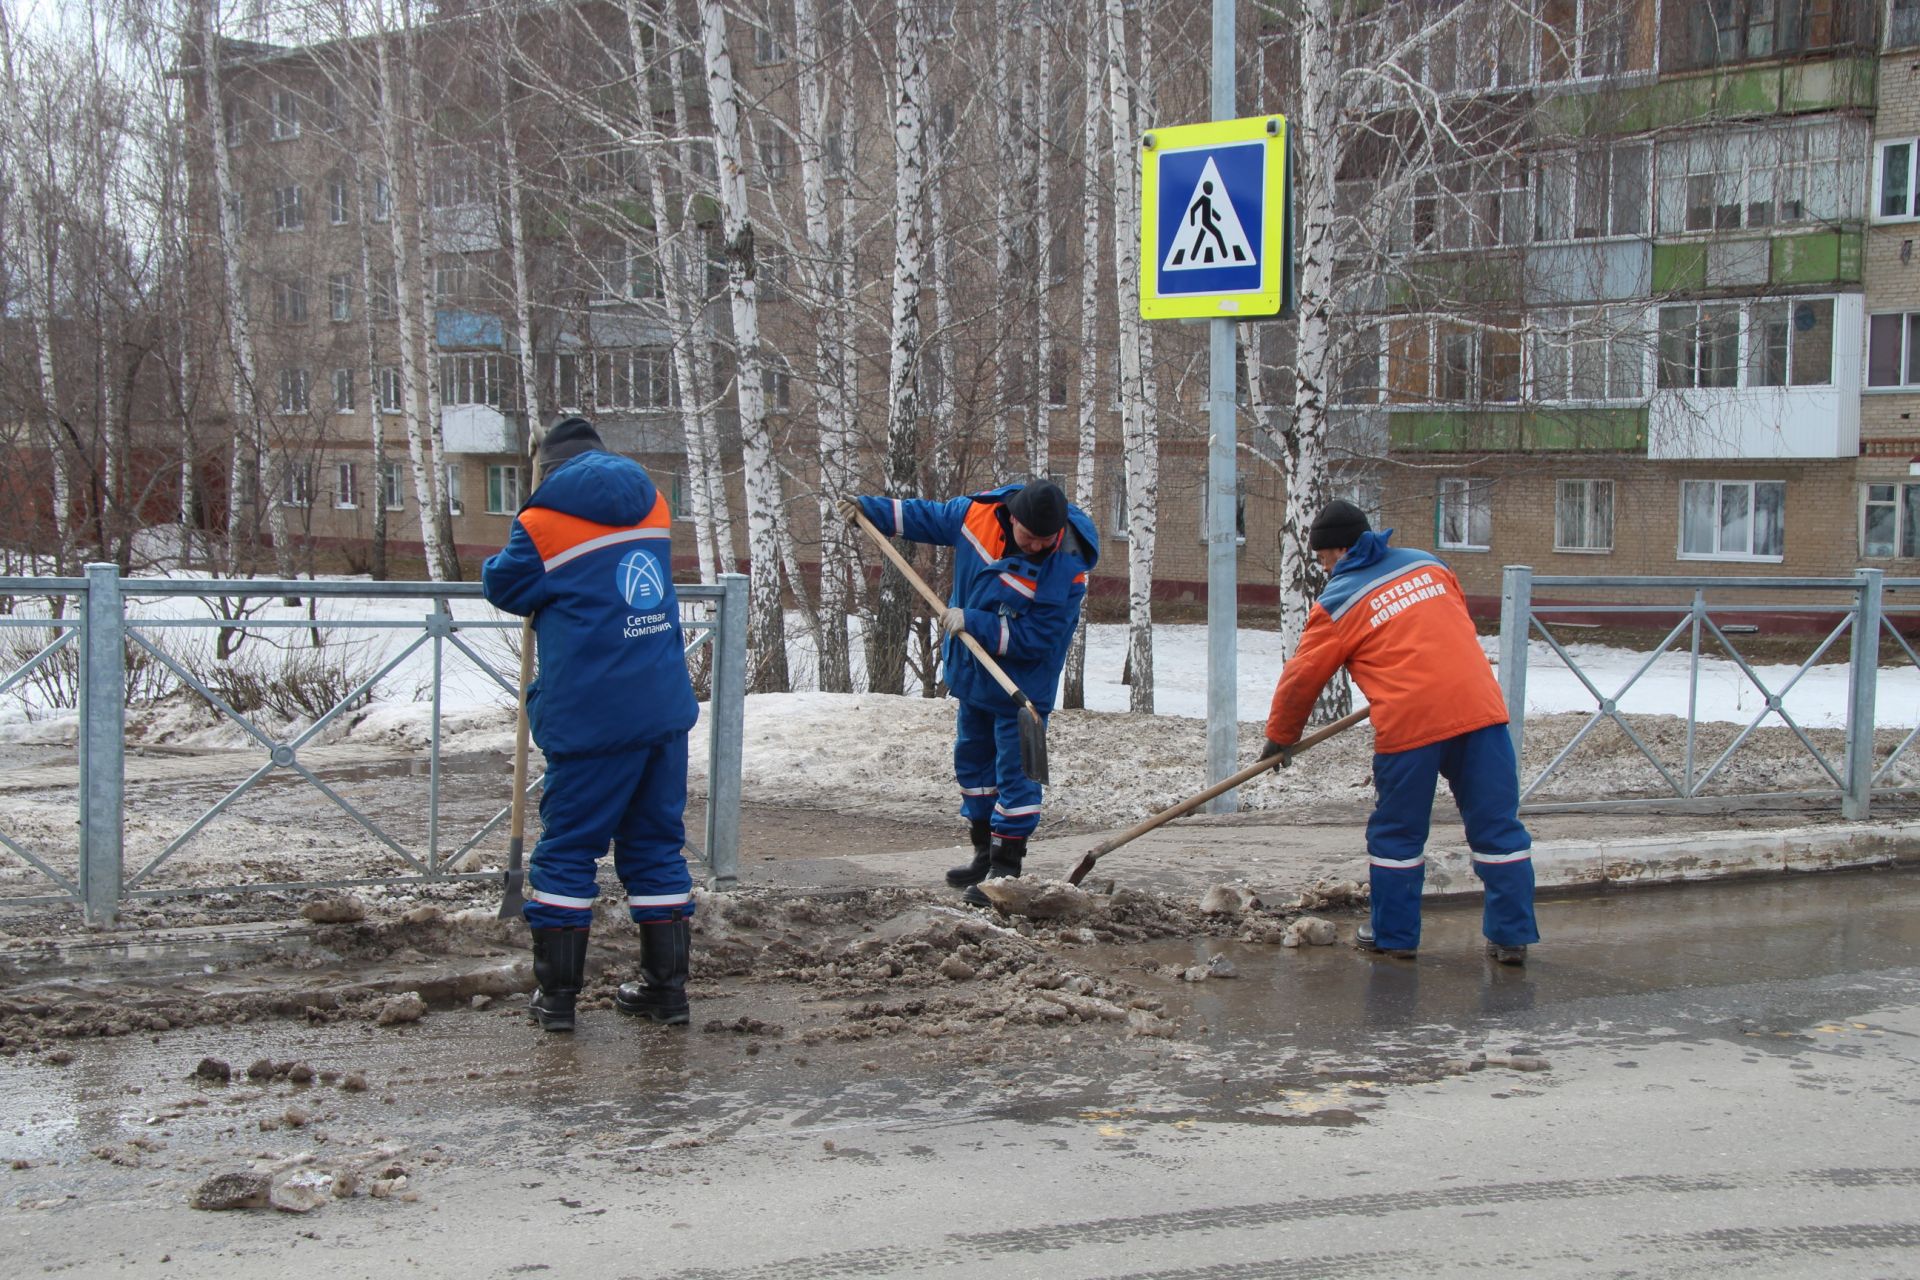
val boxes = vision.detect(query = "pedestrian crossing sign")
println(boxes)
[1139,114,1290,321]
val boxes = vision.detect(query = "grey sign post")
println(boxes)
[1204,0,1240,813]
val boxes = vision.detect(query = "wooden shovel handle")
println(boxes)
[851,509,1034,710]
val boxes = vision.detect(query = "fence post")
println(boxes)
[79,563,124,926]
[1844,567,1883,821]
[1498,565,1532,784]
[704,573,748,890]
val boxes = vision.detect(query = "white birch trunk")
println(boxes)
[374,31,448,581]
[1027,14,1054,481]
[404,20,454,577]
[868,0,931,697]
[698,0,790,692]
[792,0,855,691]
[988,0,1018,482]
[1063,0,1106,710]
[495,27,542,509]
[356,158,388,580]
[1105,0,1153,713]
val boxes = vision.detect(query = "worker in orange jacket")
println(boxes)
[1263,500,1537,963]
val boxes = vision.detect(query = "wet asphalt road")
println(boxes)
[5,869,1920,1278]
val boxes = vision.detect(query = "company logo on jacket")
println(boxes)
[617,548,666,611]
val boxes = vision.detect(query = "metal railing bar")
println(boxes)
[0,577,89,591]
[0,617,81,629]
[0,828,79,896]
[127,758,277,887]
[126,630,280,754]
[1871,722,1920,786]
[124,617,517,631]
[1604,710,1691,797]
[428,626,444,872]
[446,772,544,863]
[284,759,430,874]
[1688,615,1847,790]
[1528,576,1886,590]
[122,870,502,901]
[1528,602,1866,615]
[122,578,734,600]
[288,633,431,750]
[0,629,76,701]
[441,630,522,701]
[1520,707,1612,802]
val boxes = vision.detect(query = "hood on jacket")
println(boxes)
[1332,528,1395,577]
[528,450,657,527]
[973,482,1102,572]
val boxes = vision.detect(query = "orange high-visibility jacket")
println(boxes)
[1266,531,1508,755]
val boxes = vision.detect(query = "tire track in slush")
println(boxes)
[669,1168,1920,1279]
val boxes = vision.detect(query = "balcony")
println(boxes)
[440,405,520,455]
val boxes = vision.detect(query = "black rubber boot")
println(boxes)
[615,918,691,1025]
[945,818,994,888]
[962,835,1026,908]
[528,927,590,1033]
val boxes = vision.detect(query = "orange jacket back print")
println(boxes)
[1266,530,1508,755]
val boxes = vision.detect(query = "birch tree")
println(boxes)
[1062,0,1106,709]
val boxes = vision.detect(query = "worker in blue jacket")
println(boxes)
[482,416,699,1032]
[841,479,1098,906]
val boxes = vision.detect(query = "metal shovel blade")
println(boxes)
[498,835,527,920]
[1018,704,1049,785]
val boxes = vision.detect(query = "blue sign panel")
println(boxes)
[1153,140,1266,298]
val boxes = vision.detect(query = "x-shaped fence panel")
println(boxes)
[0,577,88,907]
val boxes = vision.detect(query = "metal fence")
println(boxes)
[1498,566,1917,819]
[0,566,746,924]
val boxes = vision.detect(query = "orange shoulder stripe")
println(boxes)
[962,501,1007,563]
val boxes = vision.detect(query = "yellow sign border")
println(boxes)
[1139,114,1288,321]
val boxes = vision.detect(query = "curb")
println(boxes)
[1425,821,1920,896]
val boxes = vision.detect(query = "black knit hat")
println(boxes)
[1308,499,1371,551]
[541,415,603,464]
[1007,478,1068,539]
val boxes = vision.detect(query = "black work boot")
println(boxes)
[962,835,1026,908]
[615,918,691,1025]
[945,818,994,888]
[528,927,590,1033]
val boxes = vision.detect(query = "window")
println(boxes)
[282,461,312,507]
[1433,322,1520,403]
[538,352,584,410]
[485,465,522,514]
[1655,122,1861,235]
[278,368,311,415]
[445,464,464,516]
[754,21,787,64]
[434,255,469,299]
[1896,0,1920,48]
[272,184,305,231]
[371,269,396,319]
[1875,139,1919,222]
[380,460,405,511]
[328,177,350,225]
[269,89,300,140]
[1335,328,1381,405]
[1198,478,1248,547]
[1107,463,1130,541]
[1866,311,1920,387]
[1534,144,1650,241]
[757,132,789,183]
[1047,349,1069,408]
[1437,476,1492,550]
[332,367,355,413]
[321,84,345,133]
[1533,307,1646,402]
[1555,479,1614,552]
[378,366,403,413]
[430,145,488,209]
[334,461,358,509]
[372,176,391,223]
[329,273,353,322]
[762,357,791,412]
[1658,299,1834,390]
[1680,479,1785,560]
[439,354,503,407]
[594,247,663,302]
[592,348,674,408]
[223,99,245,149]
[1431,158,1530,251]
[272,277,308,325]
[1861,483,1920,557]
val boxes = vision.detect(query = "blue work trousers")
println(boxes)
[522,735,695,930]
[953,701,1044,839]
[1366,723,1538,952]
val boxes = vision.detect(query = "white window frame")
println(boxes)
[378,366,403,414]
[331,367,355,414]
[282,460,313,508]
[1532,306,1648,404]
[371,176,391,224]
[1857,482,1920,558]
[1873,138,1920,223]
[328,178,350,225]
[273,277,308,325]
[329,273,353,323]
[485,465,523,515]
[1107,463,1129,542]
[334,461,358,509]
[1656,297,1836,391]
[1678,479,1786,563]
[277,368,310,415]
[445,464,464,516]
[762,357,791,413]
[268,89,300,141]
[1437,476,1492,552]
[757,132,790,183]
[754,21,787,65]
[1655,121,1859,236]
[1198,478,1248,547]
[272,184,305,232]
[380,460,405,511]
[1533,142,1651,243]
[439,353,502,408]
[1554,479,1615,553]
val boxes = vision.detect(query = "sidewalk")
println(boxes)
[747,804,1920,902]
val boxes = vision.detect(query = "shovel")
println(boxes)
[1065,705,1371,886]
[499,452,547,920]
[851,509,1049,784]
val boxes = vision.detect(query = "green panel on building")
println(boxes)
[1545,57,1870,138]
[1771,231,1861,284]
[1388,255,1522,308]
[1388,408,1647,453]
[1651,242,1707,292]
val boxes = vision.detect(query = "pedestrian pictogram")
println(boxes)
[1139,115,1291,320]
[1164,158,1253,270]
